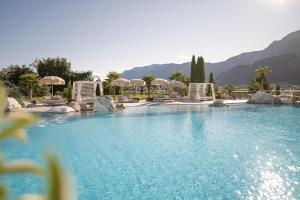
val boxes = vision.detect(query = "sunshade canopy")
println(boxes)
[151,78,169,86]
[169,80,186,88]
[111,78,130,87]
[40,76,65,96]
[130,79,145,87]
[40,76,65,85]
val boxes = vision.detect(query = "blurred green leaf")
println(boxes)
[0,113,38,142]
[47,155,71,200]
[0,85,6,120]
[18,194,46,200]
[0,160,44,175]
[0,84,75,200]
[0,185,7,200]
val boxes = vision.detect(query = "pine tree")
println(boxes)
[190,55,196,83]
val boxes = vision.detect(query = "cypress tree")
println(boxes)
[275,84,280,95]
[208,72,214,83]
[190,55,196,83]
[198,56,205,83]
[195,56,205,83]
[207,72,214,96]
[195,57,200,82]
[96,83,101,96]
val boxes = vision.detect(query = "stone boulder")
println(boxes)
[6,97,22,111]
[248,91,282,104]
[116,103,125,110]
[68,101,81,112]
[80,103,93,111]
[94,96,117,112]
[47,106,75,113]
[211,99,226,106]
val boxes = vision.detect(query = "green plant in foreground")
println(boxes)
[0,85,75,200]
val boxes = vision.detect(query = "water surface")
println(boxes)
[3,105,300,199]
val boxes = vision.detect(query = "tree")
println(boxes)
[36,57,72,94]
[249,66,272,92]
[106,71,121,81]
[195,56,205,83]
[207,72,217,96]
[142,75,155,98]
[70,70,93,82]
[36,57,72,81]
[66,80,72,100]
[249,79,261,92]
[0,65,34,86]
[19,73,39,100]
[104,71,121,95]
[96,83,101,96]
[169,71,186,82]
[255,66,272,91]
[190,55,196,83]
[224,84,235,97]
[34,85,50,97]
[276,84,280,95]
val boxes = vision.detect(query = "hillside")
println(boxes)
[122,29,300,84]
[217,54,300,85]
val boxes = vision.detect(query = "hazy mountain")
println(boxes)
[217,54,300,85]
[122,29,300,84]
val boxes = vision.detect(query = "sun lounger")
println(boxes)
[118,96,139,103]
[153,95,171,102]
[43,96,66,105]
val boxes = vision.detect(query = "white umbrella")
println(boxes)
[40,76,65,96]
[151,78,169,86]
[169,80,186,88]
[111,78,130,87]
[130,79,145,87]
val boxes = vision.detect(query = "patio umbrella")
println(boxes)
[169,80,185,88]
[111,78,130,95]
[130,79,145,87]
[151,78,169,86]
[40,76,65,96]
[111,78,130,87]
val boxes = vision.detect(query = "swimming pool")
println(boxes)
[3,105,300,199]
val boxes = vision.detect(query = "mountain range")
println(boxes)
[122,29,300,85]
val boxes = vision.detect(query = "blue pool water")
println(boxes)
[3,104,300,199]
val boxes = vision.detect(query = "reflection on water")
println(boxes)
[244,151,298,200]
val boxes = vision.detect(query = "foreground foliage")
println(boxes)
[0,85,75,200]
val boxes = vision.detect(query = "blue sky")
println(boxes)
[0,0,300,77]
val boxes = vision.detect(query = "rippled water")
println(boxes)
[3,104,300,199]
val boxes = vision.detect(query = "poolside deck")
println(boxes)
[166,99,248,105]
[14,99,249,113]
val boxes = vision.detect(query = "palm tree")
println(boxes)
[105,71,121,95]
[142,75,155,98]
[169,71,186,82]
[19,73,39,100]
[255,66,272,91]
